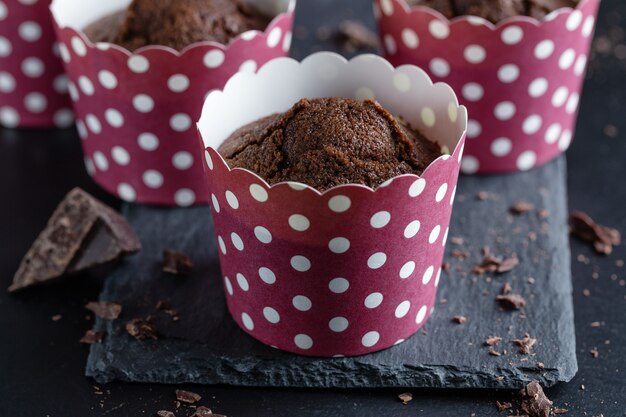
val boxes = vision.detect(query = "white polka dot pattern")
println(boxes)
[375,0,599,174]
[48,4,295,205]
[0,0,73,128]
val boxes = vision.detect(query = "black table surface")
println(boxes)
[1,1,625,416]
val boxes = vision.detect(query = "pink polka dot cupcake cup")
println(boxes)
[49,0,295,206]
[197,52,468,356]
[0,0,73,128]
[374,0,600,174]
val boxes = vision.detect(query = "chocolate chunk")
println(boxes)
[496,401,512,411]
[485,336,502,346]
[452,315,467,324]
[520,381,552,417]
[175,389,201,404]
[536,362,544,369]
[336,20,379,51]
[496,294,526,310]
[553,408,569,415]
[80,329,105,344]
[156,411,176,417]
[512,335,537,355]
[473,247,519,274]
[126,318,158,340]
[8,188,141,292]
[85,301,122,320]
[510,201,535,215]
[191,407,214,417]
[398,392,413,404]
[162,250,193,275]
[569,211,621,255]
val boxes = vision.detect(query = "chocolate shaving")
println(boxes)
[569,211,621,255]
[191,407,215,417]
[156,411,176,417]
[520,381,552,417]
[398,393,413,404]
[496,294,526,310]
[85,301,122,320]
[512,334,537,355]
[162,250,193,275]
[126,318,158,340]
[496,401,513,411]
[336,20,379,51]
[175,389,201,404]
[485,336,502,346]
[473,247,519,274]
[8,188,141,292]
[80,329,105,344]
[510,201,535,215]
[452,315,467,324]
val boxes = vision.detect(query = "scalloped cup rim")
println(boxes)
[50,0,296,58]
[390,0,596,30]
[199,52,468,197]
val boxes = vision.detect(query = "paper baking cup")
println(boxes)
[197,52,467,356]
[50,0,295,206]
[0,0,73,128]
[374,0,599,174]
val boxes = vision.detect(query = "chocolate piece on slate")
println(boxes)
[512,335,537,355]
[398,392,413,404]
[85,301,122,320]
[162,250,193,275]
[510,201,535,215]
[569,211,621,255]
[553,408,569,414]
[8,188,141,292]
[485,336,502,346]
[156,411,176,417]
[126,318,158,340]
[496,401,512,411]
[520,381,552,417]
[452,315,467,324]
[496,294,527,310]
[473,247,519,274]
[191,407,214,417]
[80,330,105,344]
[175,389,202,404]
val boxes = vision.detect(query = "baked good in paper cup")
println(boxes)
[197,52,467,356]
[50,0,295,206]
[375,0,599,174]
[0,0,73,128]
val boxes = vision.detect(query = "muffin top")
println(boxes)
[405,0,579,23]
[83,0,270,51]
[217,98,442,191]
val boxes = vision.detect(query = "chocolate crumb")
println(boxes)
[485,336,502,346]
[538,209,550,219]
[603,124,618,138]
[162,250,193,275]
[527,277,536,284]
[452,315,467,324]
[80,329,105,344]
[536,362,545,369]
[473,248,519,274]
[451,249,470,260]
[450,237,464,245]
[496,401,513,411]
[510,201,535,215]
[126,318,157,340]
[553,408,569,415]
[175,389,201,404]
[336,20,379,51]
[488,348,502,357]
[85,301,122,320]
[398,392,413,404]
[51,314,62,321]
[512,334,536,355]
[590,321,603,327]
[501,282,512,295]
[616,259,624,267]
[156,300,171,311]
[156,411,176,417]
[590,347,599,358]
[496,294,527,310]
[569,211,621,255]
[583,289,591,297]
[191,407,215,417]
[442,262,451,272]
[520,381,552,417]
[476,191,490,201]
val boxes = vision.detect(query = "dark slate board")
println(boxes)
[86,157,576,389]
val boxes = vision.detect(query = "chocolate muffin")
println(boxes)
[217,98,442,191]
[83,0,270,51]
[406,0,579,23]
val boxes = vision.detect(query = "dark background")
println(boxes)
[1,1,625,416]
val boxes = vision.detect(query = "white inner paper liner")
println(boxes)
[199,53,467,154]
[51,0,292,30]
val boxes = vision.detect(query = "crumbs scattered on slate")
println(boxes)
[51,314,62,321]
[496,294,527,310]
[510,201,535,215]
[175,390,201,404]
[473,247,519,274]
[452,315,467,324]
[590,347,599,358]
[512,335,537,355]
[520,381,552,417]
[126,318,158,340]
[80,329,105,344]
[85,301,122,320]
[398,393,413,404]
[162,250,193,275]
[569,211,621,255]
[157,411,176,417]
[496,401,512,411]
[485,336,502,346]
[336,20,379,52]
